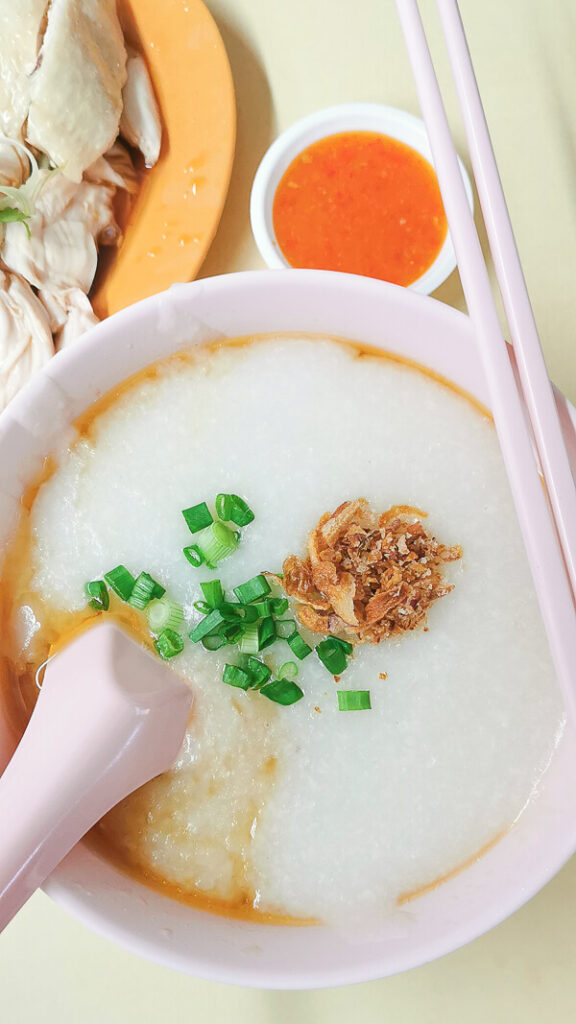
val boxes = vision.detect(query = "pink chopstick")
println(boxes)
[435,0,576,602]
[395,0,576,719]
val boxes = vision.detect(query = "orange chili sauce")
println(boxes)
[272,131,448,286]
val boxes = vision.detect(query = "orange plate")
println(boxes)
[91,0,236,320]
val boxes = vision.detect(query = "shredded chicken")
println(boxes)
[39,287,99,349]
[0,268,53,407]
[0,1,162,410]
[120,50,162,168]
[3,204,97,294]
[86,141,139,195]
[283,499,462,644]
[0,141,28,188]
[2,167,125,313]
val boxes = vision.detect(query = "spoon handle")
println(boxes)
[0,623,191,932]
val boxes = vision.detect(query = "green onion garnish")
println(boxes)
[194,600,211,615]
[246,658,272,688]
[104,564,135,601]
[278,661,298,680]
[330,636,354,655]
[196,522,238,567]
[128,572,162,610]
[270,597,289,616]
[337,690,371,711]
[154,628,184,660]
[258,616,276,650]
[202,633,228,651]
[275,619,297,639]
[85,580,109,611]
[189,608,226,642]
[316,638,349,674]
[233,574,271,605]
[0,207,31,236]
[200,579,224,608]
[252,599,272,618]
[223,663,253,690]
[238,623,260,654]
[241,605,261,623]
[223,622,244,644]
[183,545,204,567]
[287,632,312,660]
[215,493,232,520]
[260,679,304,706]
[215,493,255,527]
[220,601,244,620]
[182,501,213,534]
[146,597,184,634]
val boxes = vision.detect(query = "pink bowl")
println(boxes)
[1,270,575,988]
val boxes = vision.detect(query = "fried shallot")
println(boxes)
[282,499,462,644]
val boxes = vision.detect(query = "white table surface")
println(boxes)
[3,0,576,1019]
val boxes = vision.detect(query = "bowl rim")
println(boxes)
[1,269,575,990]
[249,102,474,295]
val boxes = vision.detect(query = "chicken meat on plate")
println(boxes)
[0,0,163,408]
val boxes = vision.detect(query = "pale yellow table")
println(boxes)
[3,0,576,1020]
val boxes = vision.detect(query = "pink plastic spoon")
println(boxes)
[0,621,193,932]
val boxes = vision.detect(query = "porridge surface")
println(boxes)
[13,337,564,926]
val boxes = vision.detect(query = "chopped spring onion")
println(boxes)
[222,622,244,644]
[287,632,313,660]
[247,658,272,688]
[200,579,224,608]
[337,690,371,711]
[316,638,349,674]
[238,623,260,654]
[258,616,276,650]
[154,628,184,660]
[233,574,271,605]
[271,597,289,616]
[104,564,135,601]
[330,636,354,655]
[241,604,260,623]
[182,501,213,534]
[278,661,298,680]
[0,207,31,236]
[251,599,272,618]
[189,608,226,642]
[215,493,232,520]
[0,137,55,226]
[196,522,238,567]
[85,580,109,611]
[202,633,228,652]
[194,600,211,615]
[183,545,204,567]
[223,663,253,690]
[128,572,163,609]
[220,601,244,620]
[216,493,255,527]
[260,678,304,706]
[147,597,184,634]
[275,619,297,640]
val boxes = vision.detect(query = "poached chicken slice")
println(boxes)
[26,0,127,182]
[0,268,53,409]
[0,0,48,140]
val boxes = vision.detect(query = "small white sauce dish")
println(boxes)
[250,102,474,295]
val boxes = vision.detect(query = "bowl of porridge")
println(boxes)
[0,269,575,987]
